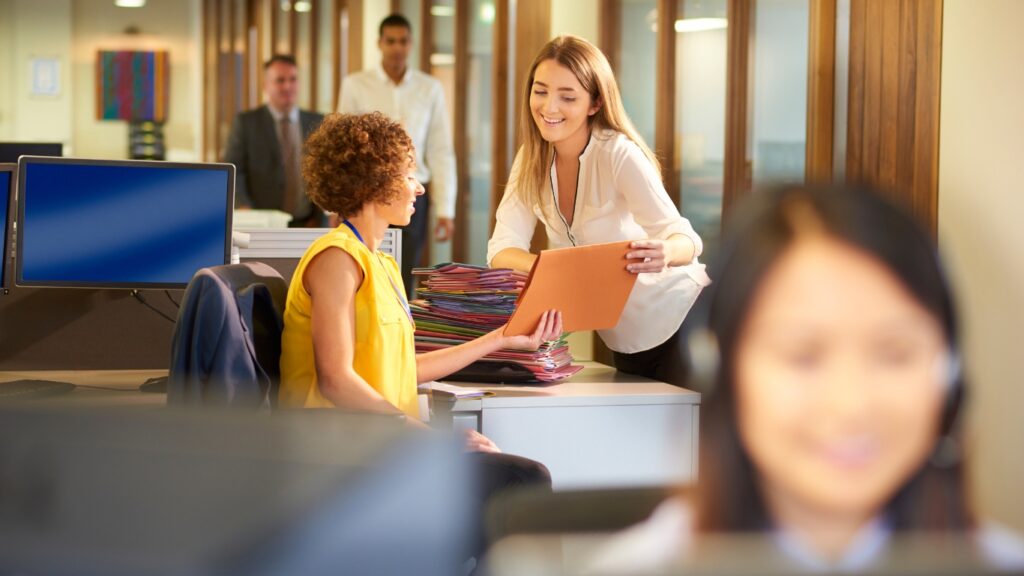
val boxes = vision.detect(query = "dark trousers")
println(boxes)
[397,190,431,299]
[612,321,690,388]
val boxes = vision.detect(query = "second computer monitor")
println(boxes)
[16,157,234,290]
[0,142,62,163]
[0,164,13,291]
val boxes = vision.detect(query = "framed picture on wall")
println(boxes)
[96,50,170,122]
[29,56,61,97]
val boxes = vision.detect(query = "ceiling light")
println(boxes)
[115,0,146,7]
[430,5,455,17]
[479,2,495,23]
[675,17,728,33]
[294,0,311,12]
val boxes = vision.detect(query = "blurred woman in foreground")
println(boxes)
[596,184,1024,571]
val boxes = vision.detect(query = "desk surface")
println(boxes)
[443,362,700,410]
[0,369,167,407]
[0,362,700,409]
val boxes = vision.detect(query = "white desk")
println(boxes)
[439,362,700,490]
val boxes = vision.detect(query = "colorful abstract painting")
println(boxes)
[96,51,169,122]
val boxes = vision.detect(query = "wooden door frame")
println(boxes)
[723,0,753,215]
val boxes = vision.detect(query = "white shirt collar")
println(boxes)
[772,516,892,571]
[267,104,299,123]
[375,63,410,86]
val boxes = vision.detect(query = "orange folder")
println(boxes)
[505,240,638,336]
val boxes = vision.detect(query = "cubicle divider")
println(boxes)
[0,228,399,371]
[0,284,180,370]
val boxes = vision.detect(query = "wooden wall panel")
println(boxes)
[847,0,942,233]
[805,0,836,183]
[878,0,900,189]
[202,0,212,160]
[655,0,678,204]
[288,2,298,57]
[861,0,881,181]
[309,0,319,111]
[894,0,918,197]
[452,0,469,263]
[332,0,342,110]
[911,0,942,230]
[512,0,551,253]
[269,0,279,54]
[598,0,621,73]
[347,0,363,90]
[215,0,225,160]
[513,0,551,150]
[490,0,510,230]
[200,0,359,155]
[846,0,865,182]
[419,0,432,73]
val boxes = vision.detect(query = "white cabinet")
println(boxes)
[445,363,700,490]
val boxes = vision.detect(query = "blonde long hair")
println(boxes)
[508,35,661,212]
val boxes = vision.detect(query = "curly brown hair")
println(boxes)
[302,112,413,218]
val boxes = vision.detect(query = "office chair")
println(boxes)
[168,262,288,409]
[485,484,677,545]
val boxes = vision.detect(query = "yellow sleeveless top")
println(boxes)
[278,225,419,417]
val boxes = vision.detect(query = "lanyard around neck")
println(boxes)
[342,219,414,325]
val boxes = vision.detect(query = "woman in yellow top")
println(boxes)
[279,111,561,446]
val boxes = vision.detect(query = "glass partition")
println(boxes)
[427,0,456,265]
[749,0,809,188]
[618,0,658,149]
[466,0,496,265]
[675,0,728,252]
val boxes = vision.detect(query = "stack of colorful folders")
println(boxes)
[411,263,583,383]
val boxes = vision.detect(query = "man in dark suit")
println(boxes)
[224,54,324,227]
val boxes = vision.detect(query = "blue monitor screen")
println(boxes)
[17,159,233,289]
[0,169,10,289]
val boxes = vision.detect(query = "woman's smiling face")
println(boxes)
[529,59,600,149]
[734,235,949,521]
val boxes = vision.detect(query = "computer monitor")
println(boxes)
[16,156,234,290]
[0,142,62,163]
[0,164,13,291]
[0,407,473,575]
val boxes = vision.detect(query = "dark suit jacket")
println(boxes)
[223,105,324,218]
[167,262,288,409]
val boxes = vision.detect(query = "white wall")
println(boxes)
[938,0,1024,531]
[0,0,200,160]
[0,0,74,147]
[71,0,201,160]
[363,0,390,71]
[0,1,14,140]
[551,0,599,41]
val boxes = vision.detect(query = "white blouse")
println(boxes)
[589,498,1024,573]
[487,129,711,353]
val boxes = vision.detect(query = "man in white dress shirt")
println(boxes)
[338,14,456,296]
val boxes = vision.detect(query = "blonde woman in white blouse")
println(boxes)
[488,35,710,385]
